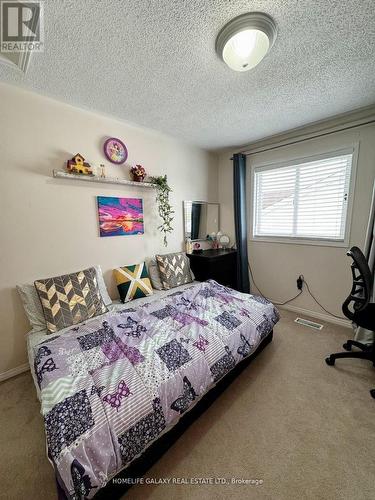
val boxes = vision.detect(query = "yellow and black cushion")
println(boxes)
[113,262,153,303]
[34,267,108,334]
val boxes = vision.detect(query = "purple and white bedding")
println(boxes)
[32,280,279,499]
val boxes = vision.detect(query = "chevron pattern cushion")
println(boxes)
[156,252,193,290]
[34,267,108,334]
[113,262,153,303]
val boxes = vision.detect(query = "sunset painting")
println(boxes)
[97,196,144,237]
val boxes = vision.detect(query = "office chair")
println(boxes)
[325,246,375,399]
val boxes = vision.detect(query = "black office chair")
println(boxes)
[325,246,375,398]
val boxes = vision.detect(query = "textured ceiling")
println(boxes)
[1,0,375,150]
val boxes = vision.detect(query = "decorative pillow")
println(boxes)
[34,267,108,333]
[17,265,112,332]
[156,252,193,290]
[147,257,195,290]
[113,262,153,303]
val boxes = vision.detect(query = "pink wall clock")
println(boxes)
[103,137,128,164]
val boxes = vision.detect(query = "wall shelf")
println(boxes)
[52,170,156,188]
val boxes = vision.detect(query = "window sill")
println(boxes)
[250,236,349,248]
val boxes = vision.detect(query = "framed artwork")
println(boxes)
[103,137,128,164]
[97,196,144,237]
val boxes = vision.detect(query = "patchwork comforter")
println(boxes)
[32,280,279,499]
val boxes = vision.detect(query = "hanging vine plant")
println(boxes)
[149,175,174,246]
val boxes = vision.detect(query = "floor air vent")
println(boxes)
[294,317,323,330]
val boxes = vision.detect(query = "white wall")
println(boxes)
[218,124,375,320]
[0,82,218,375]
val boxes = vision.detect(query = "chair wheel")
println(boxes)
[370,389,375,399]
[343,342,351,351]
[325,356,335,366]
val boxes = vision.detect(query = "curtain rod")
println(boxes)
[231,118,375,159]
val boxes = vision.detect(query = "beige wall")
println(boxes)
[218,124,375,319]
[0,82,218,375]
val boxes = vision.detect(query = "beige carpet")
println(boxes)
[1,310,374,500]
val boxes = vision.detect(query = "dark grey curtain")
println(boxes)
[233,153,250,293]
[191,203,201,240]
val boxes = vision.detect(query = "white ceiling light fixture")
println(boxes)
[216,12,277,72]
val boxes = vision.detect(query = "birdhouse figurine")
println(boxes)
[66,154,94,175]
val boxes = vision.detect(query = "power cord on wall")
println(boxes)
[248,262,302,305]
[248,262,346,319]
[302,278,346,320]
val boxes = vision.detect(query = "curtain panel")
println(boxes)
[233,153,250,293]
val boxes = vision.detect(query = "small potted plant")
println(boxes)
[130,164,146,182]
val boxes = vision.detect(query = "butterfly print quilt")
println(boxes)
[32,280,279,499]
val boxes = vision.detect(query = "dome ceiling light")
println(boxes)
[215,12,277,72]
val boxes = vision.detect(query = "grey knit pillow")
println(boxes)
[146,258,164,290]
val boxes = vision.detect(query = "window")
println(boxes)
[252,150,355,244]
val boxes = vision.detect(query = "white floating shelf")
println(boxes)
[52,170,156,188]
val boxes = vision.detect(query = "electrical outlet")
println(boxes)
[297,275,303,290]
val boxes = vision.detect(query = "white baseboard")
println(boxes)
[278,304,352,329]
[0,363,29,383]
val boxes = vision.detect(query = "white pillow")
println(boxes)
[17,265,112,331]
[94,264,112,305]
[16,282,46,332]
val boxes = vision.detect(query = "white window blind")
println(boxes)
[253,152,353,242]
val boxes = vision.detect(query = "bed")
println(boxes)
[28,279,279,499]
